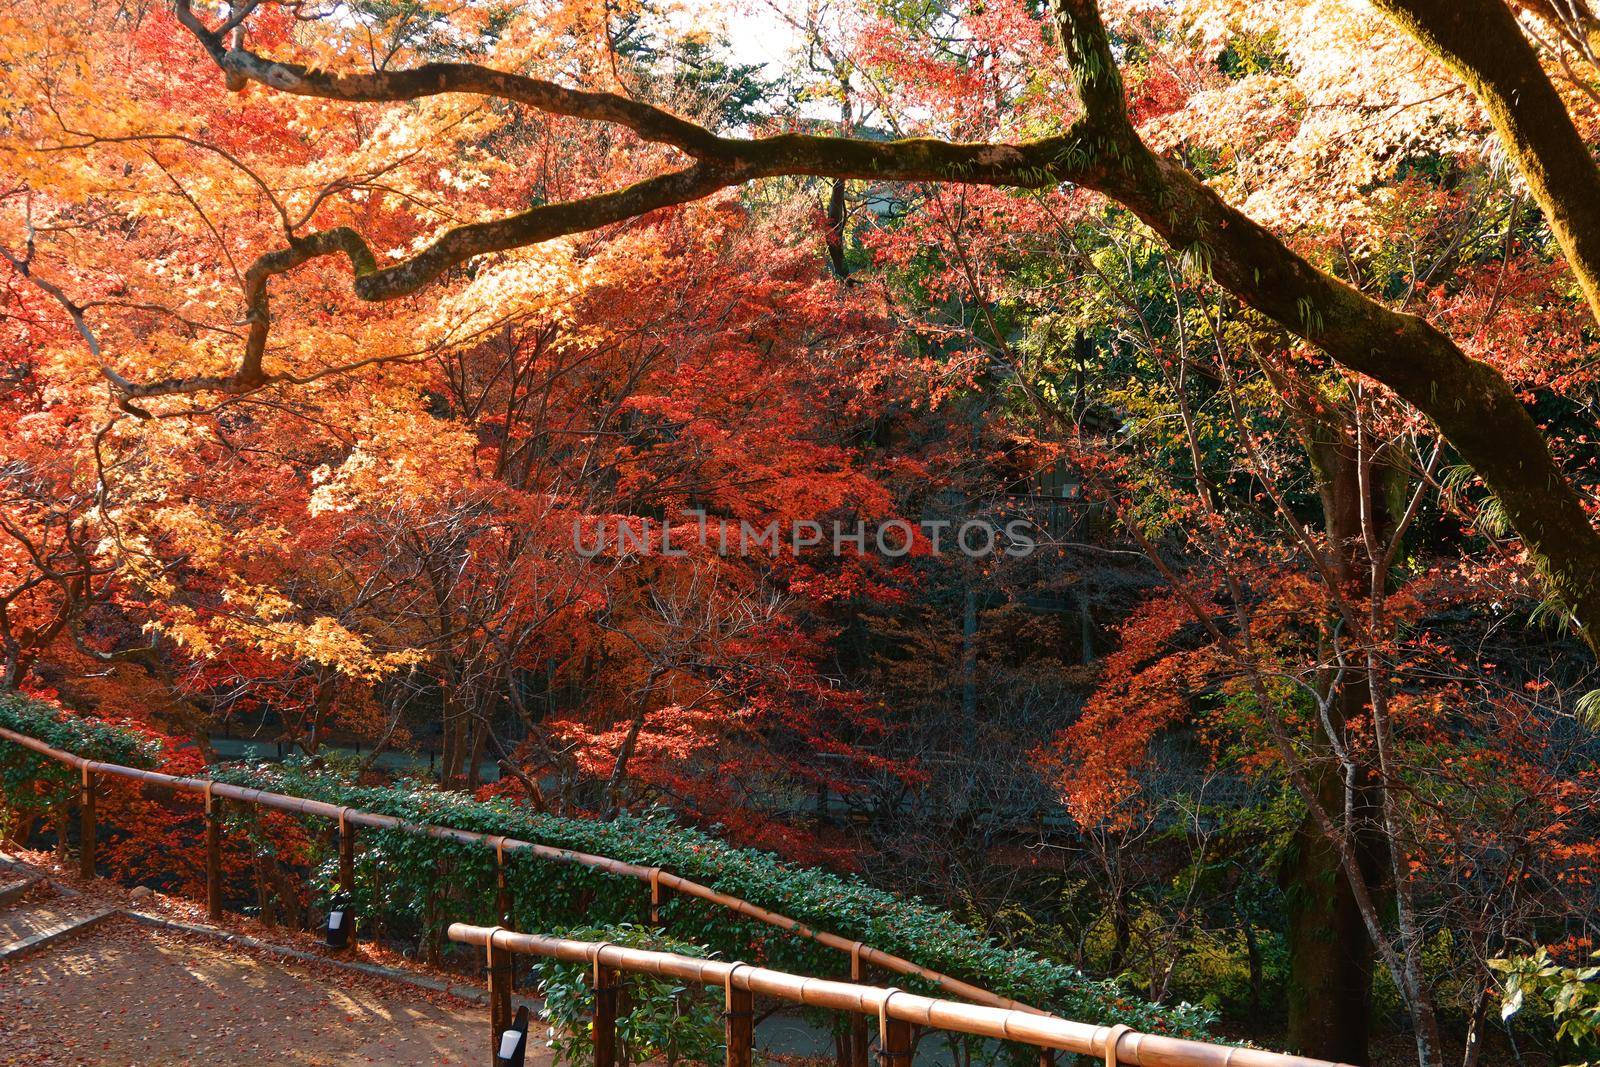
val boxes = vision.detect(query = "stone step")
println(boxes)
[0,898,82,944]
[0,875,45,909]
[0,852,78,899]
[0,904,118,961]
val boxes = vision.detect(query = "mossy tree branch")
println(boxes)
[152,0,1600,651]
[1374,0,1600,326]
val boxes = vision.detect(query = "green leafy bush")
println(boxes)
[1494,947,1600,1065]
[0,697,1212,1036]
[0,694,162,827]
[533,924,723,1067]
[211,759,1211,1034]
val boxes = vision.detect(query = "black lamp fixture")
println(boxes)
[496,1005,531,1067]
[325,892,354,949]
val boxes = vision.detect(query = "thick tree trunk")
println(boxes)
[1275,405,1389,1063]
[1282,634,1385,1063]
[1282,780,1376,1064]
[825,178,849,278]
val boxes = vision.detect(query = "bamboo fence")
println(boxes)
[2,723,1354,1067]
[449,923,1355,1067]
[0,724,1029,1008]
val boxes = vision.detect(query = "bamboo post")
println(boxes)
[877,990,912,1067]
[205,785,223,921]
[339,809,356,895]
[487,931,513,1059]
[495,839,516,995]
[495,838,513,924]
[649,867,671,926]
[724,964,754,1067]
[849,943,869,1067]
[593,955,620,1067]
[78,765,96,880]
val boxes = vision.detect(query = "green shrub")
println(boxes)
[1494,947,1600,1065]
[0,694,162,823]
[0,695,1213,1037]
[533,924,723,1067]
[212,758,1211,1034]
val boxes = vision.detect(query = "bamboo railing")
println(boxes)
[0,724,1026,1013]
[1,723,1354,1067]
[448,924,1354,1067]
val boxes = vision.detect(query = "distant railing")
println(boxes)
[0,724,1032,1016]
[447,923,1353,1067]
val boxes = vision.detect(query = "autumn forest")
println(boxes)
[2,0,1600,1065]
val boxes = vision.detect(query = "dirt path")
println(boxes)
[0,915,541,1065]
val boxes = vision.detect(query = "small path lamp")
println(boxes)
[496,1005,530,1067]
[324,892,354,950]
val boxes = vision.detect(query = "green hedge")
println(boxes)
[0,694,163,815]
[0,696,1213,1037]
